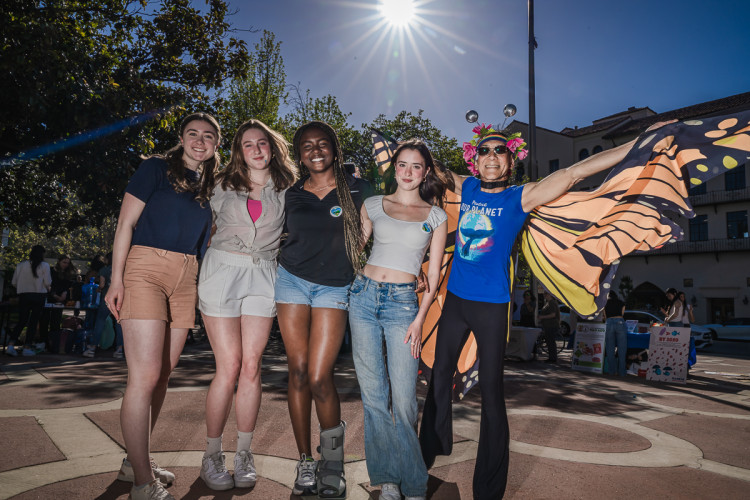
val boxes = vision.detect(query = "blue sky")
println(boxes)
[227,0,750,142]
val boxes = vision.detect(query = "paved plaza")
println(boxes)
[1,335,749,499]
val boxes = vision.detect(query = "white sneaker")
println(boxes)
[129,479,174,500]
[380,482,401,500]
[6,345,17,357]
[233,449,257,488]
[21,348,36,357]
[82,346,96,358]
[200,452,233,491]
[292,454,317,496]
[405,496,427,500]
[117,457,175,486]
[113,347,124,359]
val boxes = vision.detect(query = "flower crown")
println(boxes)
[461,123,528,176]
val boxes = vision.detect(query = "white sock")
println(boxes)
[237,430,254,452]
[205,435,222,457]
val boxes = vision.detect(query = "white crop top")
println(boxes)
[364,195,448,276]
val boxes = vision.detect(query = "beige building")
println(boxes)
[507,92,750,324]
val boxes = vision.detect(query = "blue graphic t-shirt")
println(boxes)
[447,178,529,303]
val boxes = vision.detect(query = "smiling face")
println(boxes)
[180,119,219,169]
[299,127,334,173]
[241,127,272,173]
[476,139,512,181]
[394,148,429,192]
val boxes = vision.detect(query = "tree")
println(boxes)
[282,86,371,173]
[1,0,251,230]
[221,30,287,136]
[367,110,465,174]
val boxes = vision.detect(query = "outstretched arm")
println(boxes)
[521,120,674,212]
[447,170,468,196]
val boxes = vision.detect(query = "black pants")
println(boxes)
[420,291,510,500]
[11,293,47,346]
[542,323,558,361]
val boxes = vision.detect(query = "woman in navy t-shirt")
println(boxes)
[104,112,220,500]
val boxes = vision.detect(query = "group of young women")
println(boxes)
[104,109,661,500]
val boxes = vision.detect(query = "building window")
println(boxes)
[725,164,746,191]
[683,278,693,288]
[592,145,603,154]
[689,215,708,241]
[689,183,707,195]
[549,159,559,173]
[578,148,589,161]
[727,210,749,239]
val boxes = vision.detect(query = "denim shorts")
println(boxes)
[274,265,350,310]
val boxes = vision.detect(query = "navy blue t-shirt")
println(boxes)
[447,178,529,303]
[125,157,212,258]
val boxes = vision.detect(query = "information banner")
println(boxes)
[646,325,690,384]
[571,323,605,373]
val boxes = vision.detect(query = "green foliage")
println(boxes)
[221,30,287,138]
[1,0,250,229]
[1,217,117,272]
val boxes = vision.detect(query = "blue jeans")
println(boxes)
[348,274,427,497]
[605,317,628,376]
[90,301,124,348]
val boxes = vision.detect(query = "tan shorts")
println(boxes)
[120,245,199,329]
[198,247,277,318]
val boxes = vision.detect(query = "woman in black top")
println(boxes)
[519,291,536,327]
[274,121,371,498]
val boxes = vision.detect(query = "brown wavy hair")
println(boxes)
[387,139,454,209]
[293,121,362,271]
[157,112,222,205]
[218,119,297,193]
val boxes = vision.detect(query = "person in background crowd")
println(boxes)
[603,290,627,376]
[8,245,51,357]
[519,291,536,327]
[85,252,124,358]
[538,290,560,363]
[679,291,694,327]
[662,288,683,327]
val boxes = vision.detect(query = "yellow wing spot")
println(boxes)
[723,156,738,169]
[696,164,709,172]
[690,178,702,185]
[715,135,738,146]
[705,130,727,138]
[719,118,738,129]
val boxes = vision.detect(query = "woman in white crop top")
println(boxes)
[348,139,450,500]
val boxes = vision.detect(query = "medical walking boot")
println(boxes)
[316,421,346,499]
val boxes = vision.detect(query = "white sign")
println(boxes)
[646,325,690,384]
[571,323,606,373]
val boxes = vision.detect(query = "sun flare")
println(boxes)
[378,0,416,28]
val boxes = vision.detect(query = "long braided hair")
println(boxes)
[293,121,362,271]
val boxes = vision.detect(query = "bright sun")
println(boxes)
[379,0,416,28]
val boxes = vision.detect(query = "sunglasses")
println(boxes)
[477,145,508,156]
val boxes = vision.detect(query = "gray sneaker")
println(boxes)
[117,457,175,486]
[380,483,401,500]
[233,449,257,488]
[200,451,233,491]
[292,454,317,496]
[129,479,174,500]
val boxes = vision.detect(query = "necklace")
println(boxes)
[480,179,509,189]
[249,177,270,188]
[306,179,336,192]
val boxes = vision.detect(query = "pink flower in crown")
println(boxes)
[462,142,477,163]
[506,137,524,152]
[516,148,528,160]
[472,125,483,135]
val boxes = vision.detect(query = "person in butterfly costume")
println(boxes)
[418,121,671,500]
